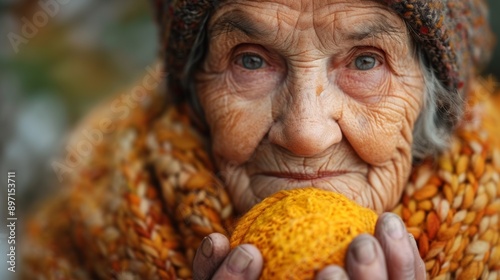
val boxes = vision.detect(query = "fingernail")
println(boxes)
[227,246,253,274]
[201,236,213,258]
[385,214,404,240]
[352,238,376,264]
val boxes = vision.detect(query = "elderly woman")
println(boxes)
[23,0,499,279]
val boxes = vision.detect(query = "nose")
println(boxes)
[269,75,342,157]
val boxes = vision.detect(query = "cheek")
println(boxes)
[338,78,412,165]
[343,110,402,164]
[211,101,272,164]
[334,61,423,165]
[196,45,285,164]
[196,73,274,165]
[340,113,400,165]
[334,68,401,163]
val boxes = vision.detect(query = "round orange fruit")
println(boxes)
[230,187,378,279]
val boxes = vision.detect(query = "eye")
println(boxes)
[354,55,378,70]
[237,53,265,70]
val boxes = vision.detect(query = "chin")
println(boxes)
[224,169,379,214]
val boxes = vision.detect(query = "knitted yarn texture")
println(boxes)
[230,187,378,280]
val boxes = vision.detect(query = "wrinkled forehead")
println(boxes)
[212,0,404,30]
[215,0,396,15]
[218,0,389,11]
[210,0,408,47]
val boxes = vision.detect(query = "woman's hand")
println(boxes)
[193,233,263,280]
[316,213,426,280]
[193,213,424,280]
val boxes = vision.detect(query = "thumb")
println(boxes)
[193,233,230,280]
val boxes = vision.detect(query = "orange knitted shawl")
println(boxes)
[22,77,500,279]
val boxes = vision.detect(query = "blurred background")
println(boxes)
[1,0,157,203]
[0,0,499,278]
[0,0,156,278]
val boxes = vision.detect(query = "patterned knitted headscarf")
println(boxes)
[153,0,494,102]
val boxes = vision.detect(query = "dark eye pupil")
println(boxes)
[355,56,376,70]
[242,55,263,69]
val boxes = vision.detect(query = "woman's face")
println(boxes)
[195,0,425,214]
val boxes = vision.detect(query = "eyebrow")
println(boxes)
[345,20,404,42]
[210,10,271,39]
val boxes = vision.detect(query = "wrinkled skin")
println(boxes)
[194,0,425,278]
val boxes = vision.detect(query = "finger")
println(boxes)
[193,233,231,280]
[346,234,388,280]
[212,244,263,280]
[409,233,426,280]
[316,265,348,280]
[375,213,422,280]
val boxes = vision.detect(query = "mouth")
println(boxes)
[260,171,347,181]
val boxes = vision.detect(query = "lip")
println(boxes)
[260,171,347,181]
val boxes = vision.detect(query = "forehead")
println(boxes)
[215,0,400,21]
[211,0,408,50]
[221,0,382,10]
